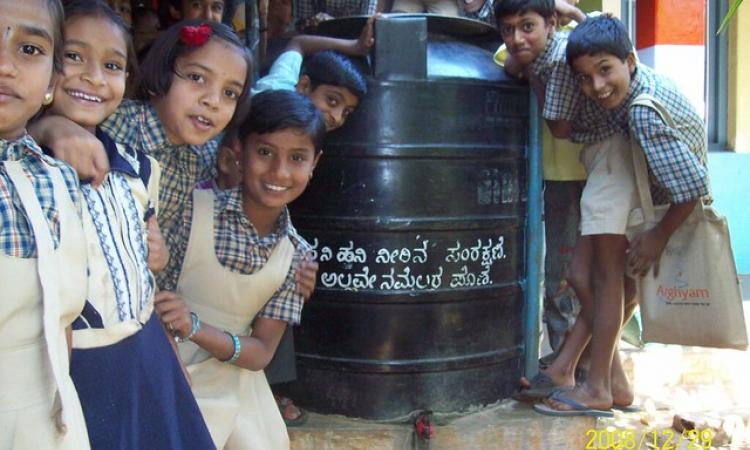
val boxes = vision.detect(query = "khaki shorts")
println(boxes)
[579,133,638,236]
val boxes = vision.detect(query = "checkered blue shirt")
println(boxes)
[100,100,218,288]
[1,134,81,258]
[163,187,308,324]
[612,64,709,205]
[531,31,620,144]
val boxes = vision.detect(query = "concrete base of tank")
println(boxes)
[290,304,750,449]
[289,400,597,450]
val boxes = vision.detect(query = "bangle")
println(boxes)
[177,312,200,343]
[223,332,241,364]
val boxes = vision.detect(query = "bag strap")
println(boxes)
[629,93,678,222]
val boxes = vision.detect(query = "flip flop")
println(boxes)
[533,391,615,418]
[612,404,641,413]
[276,395,309,427]
[512,373,572,402]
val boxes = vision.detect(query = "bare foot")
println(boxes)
[519,368,575,390]
[610,352,634,407]
[610,371,634,407]
[544,383,612,412]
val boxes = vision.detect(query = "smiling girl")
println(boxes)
[154,90,325,449]
[32,17,254,295]
[0,0,90,448]
[43,2,215,448]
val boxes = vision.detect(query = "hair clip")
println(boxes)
[180,23,212,47]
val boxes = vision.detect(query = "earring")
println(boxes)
[309,171,314,180]
[43,92,54,105]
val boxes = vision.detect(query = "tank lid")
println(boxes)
[316,14,500,43]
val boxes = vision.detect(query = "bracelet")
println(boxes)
[223,332,241,364]
[177,312,200,343]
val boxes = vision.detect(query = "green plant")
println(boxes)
[718,0,743,34]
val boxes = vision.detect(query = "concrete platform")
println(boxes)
[289,343,750,449]
[290,400,598,450]
[290,306,750,449]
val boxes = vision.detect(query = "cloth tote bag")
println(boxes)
[626,94,747,350]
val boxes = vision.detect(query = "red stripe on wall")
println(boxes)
[636,0,705,49]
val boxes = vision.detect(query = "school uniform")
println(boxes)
[100,99,219,291]
[67,129,215,450]
[0,135,89,450]
[251,54,306,387]
[535,31,638,236]
[612,64,709,207]
[176,188,310,449]
[495,33,588,352]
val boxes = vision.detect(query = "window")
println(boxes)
[706,0,729,151]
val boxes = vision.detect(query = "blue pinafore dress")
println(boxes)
[66,131,215,450]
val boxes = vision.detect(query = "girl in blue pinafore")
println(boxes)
[44,2,214,448]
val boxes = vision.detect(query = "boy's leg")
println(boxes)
[518,180,585,392]
[547,234,628,411]
[538,239,638,407]
[529,235,593,388]
[611,275,638,407]
[542,181,585,356]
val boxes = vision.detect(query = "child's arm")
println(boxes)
[295,253,319,302]
[626,105,709,276]
[627,200,698,276]
[526,71,574,138]
[146,216,170,273]
[555,0,586,24]
[66,325,73,361]
[502,53,525,78]
[29,115,109,187]
[160,318,193,386]
[154,291,287,371]
[286,14,377,57]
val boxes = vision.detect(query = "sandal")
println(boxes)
[275,395,308,427]
[533,390,615,418]
[512,372,572,402]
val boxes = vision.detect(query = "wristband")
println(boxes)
[177,312,200,343]
[223,332,241,364]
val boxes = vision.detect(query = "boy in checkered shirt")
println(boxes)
[496,0,640,412]
[537,14,709,416]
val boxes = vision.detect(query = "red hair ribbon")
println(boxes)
[180,23,212,47]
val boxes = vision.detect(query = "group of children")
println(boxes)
[1,0,369,448]
[497,0,709,417]
[1,1,712,449]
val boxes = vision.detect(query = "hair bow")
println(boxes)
[180,23,212,47]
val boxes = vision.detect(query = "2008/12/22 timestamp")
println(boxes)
[585,428,714,449]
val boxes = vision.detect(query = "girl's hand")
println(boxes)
[146,216,169,273]
[627,227,668,277]
[154,291,192,338]
[295,254,319,302]
[29,115,109,187]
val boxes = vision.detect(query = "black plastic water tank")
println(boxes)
[285,15,529,420]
